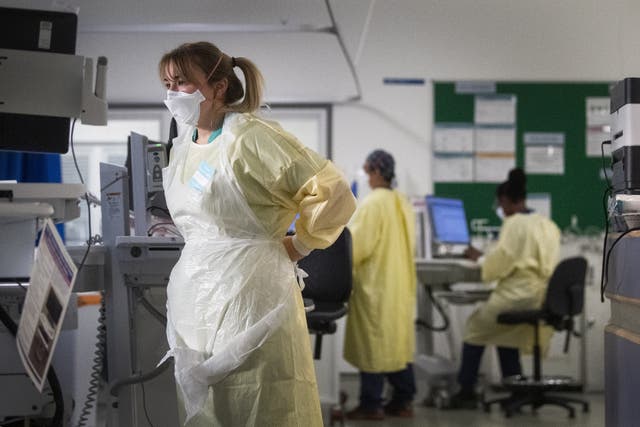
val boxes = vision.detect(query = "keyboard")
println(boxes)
[450,282,495,293]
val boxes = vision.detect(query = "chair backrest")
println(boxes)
[299,227,352,304]
[542,256,588,322]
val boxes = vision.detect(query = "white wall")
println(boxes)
[330,0,640,196]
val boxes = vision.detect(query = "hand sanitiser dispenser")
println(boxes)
[610,77,640,193]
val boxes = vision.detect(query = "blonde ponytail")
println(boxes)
[224,56,264,113]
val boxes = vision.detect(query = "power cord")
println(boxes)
[415,286,450,332]
[75,292,106,427]
[140,382,155,427]
[70,117,106,427]
[600,140,612,302]
[133,287,167,326]
[600,186,612,302]
[104,287,170,426]
[602,226,640,299]
[69,117,103,275]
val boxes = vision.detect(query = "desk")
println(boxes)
[416,258,481,288]
[415,258,482,356]
[414,258,486,408]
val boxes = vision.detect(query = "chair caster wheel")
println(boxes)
[433,390,450,409]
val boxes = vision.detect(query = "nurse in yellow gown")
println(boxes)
[158,41,356,426]
[450,168,560,409]
[344,150,417,420]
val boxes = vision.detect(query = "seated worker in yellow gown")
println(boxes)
[158,41,357,426]
[449,167,561,409]
[344,150,418,420]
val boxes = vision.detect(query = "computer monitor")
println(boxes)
[0,7,78,154]
[124,134,170,221]
[426,196,470,257]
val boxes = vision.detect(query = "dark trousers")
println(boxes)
[359,364,416,410]
[457,342,522,393]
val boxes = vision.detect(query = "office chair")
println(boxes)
[483,256,590,418]
[298,227,353,360]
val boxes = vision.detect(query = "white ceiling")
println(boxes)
[4,0,360,103]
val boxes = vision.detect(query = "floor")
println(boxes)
[90,374,605,426]
[336,374,605,427]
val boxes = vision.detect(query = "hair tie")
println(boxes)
[231,57,237,68]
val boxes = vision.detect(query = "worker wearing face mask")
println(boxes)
[450,168,561,409]
[158,41,356,426]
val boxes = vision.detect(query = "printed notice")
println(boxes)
[475,125,516,153]
[525,145,565,174]
[474,95,516,125]
[524,132,565,175]
[433,124,474,153]
[16,219,78,391]
[474,153,515,182]
[527,193,552,218]
[433,153,473,182]
[586,97,611,157]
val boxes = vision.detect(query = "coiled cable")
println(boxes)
[75,292,106,427]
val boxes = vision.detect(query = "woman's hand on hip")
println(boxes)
[282,236,304,262]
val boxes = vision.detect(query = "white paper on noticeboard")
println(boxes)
[586,97,611,127]
[475,125,516,153]
[525,145,565,174]
[16,219,77,392]
[527,193,552,218]
[474,154,515,182]
[433,154,473,182]
[474,95,516,125]
[433,124,474,153]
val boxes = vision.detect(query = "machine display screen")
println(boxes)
[0,7,78,154]
[426,196,470,245]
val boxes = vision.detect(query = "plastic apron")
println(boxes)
[161,115,322,425]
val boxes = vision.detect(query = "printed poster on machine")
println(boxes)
[16,218,78,392]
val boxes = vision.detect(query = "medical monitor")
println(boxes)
[0,7,77,154]
[124,134,170,220]
[426,196,470,257]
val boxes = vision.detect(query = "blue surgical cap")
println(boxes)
[366,149,395,182]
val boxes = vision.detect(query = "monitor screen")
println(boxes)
[0,7,77,154]
[124,135,171,218]
[426,196,470,245]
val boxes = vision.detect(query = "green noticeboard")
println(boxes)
[433,81,611,233]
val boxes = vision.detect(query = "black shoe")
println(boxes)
[345,406,385,420]
[384,401,414,418]
[448,390,478,410]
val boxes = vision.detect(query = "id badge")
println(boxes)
[189,160,216,201]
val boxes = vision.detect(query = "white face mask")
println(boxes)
[164,90,206,126]
[495,206,505,220]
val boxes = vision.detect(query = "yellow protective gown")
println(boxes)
[464,212,561,353]
[162,112,356,426]
[344,188,417,372]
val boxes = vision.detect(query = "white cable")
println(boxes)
[354,0,376,66]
